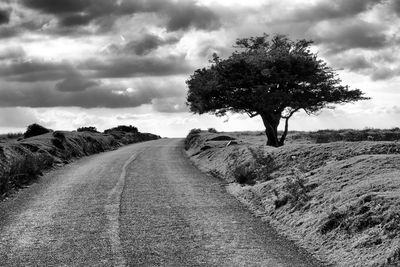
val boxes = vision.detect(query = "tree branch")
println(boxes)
[279,107,300,146]
[281,108,300,119]
[246,111,259,118]
[279,116,290,146]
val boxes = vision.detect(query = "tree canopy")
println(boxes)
[186,34,368,147]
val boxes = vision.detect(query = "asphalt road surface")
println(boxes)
[0,138,323,266]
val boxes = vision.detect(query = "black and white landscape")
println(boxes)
[0,1,400,266]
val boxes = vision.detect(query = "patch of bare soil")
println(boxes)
[185,131,400,266]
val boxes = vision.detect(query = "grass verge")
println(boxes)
[0,128,160,198]
[185,129,400,267]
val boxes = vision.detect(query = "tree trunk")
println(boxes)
[279,117,289,146]
[260,112,281,147]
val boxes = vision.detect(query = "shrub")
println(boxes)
[233,163,257,185]
[77,126,98,133]
[104,125,138,134]
[1,153,53,197]
[248,147,276,181]
[320,211,348,234]
[184,129,202,150]
[283,170,311,209]
[23,124,51,139]
[273,169,311,210]
[274,193,289,209]
[207,128,218,133]
[232,148,277,185]
[189,128,202,135]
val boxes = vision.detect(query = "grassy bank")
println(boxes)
[185,129,400,266]
[0,126,160,198]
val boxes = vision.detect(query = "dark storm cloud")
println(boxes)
[328,52,400,81]
[80,55,191,78]
[20,0,221,32]
[0,85,151,108]
[0,9,10,24]
[0,77,186,108]
[20,0,114,29]
[329,54,373,71]
[116,0,221,31]
[0,26,19,39]
[60,13,93,27]
[163,2,221,31]
[312,19,389,52]
[102,33,181,56]
[21,0,94,14]
[55,75,99,92]
[123,33,180,55]
[390,0,400,15]
[0,16,53,39]
[0,52,191,83]
[288,0,383,22]
[0,60,76,82]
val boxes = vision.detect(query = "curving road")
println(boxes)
[0,138,323,266]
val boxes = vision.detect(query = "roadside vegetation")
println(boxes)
[0,124,160,199]
[185,129,400,267]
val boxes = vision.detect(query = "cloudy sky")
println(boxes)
[0,0,399,137]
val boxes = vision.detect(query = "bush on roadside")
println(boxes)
[77,126,98,133]
[0,152,54,197]
[23,124,52,139]
[207,128,218,133]
[248,147,277,181]
[231,149,277,185]
[189,128,202,135]
[104,125,138,134]
[283,170,311,209]
[184,129,203,150]
[272,169,312,210]
[233,163,258,185]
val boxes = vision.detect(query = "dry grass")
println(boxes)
[186,129,400,266]
[0,128,160,198]
[0,132,23,142]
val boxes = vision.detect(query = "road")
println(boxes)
[0,138,323,266]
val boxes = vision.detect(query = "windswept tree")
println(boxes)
[186,34,368,147]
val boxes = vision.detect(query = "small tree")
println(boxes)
[186,34,368,147]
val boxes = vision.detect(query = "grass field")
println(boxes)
[185,129,400,267]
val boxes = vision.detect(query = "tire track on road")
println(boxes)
[105,150,143,267]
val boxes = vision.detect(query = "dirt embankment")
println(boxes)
[0,130,160,197]
[185,130,400,267]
